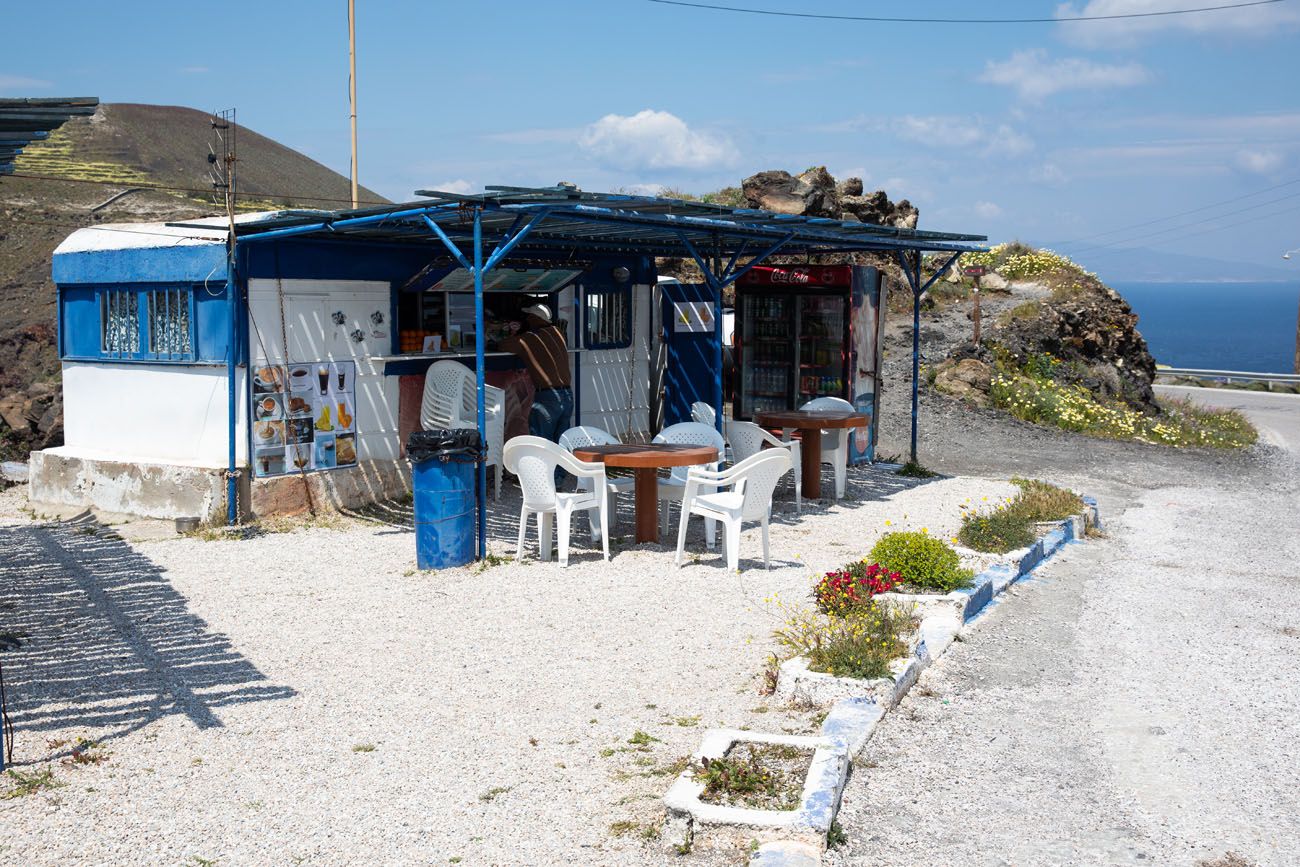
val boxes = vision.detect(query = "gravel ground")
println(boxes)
[0,465,1014,866]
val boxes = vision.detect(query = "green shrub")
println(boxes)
[958,478,1084,553]
[868,531,973,592]
[958,506,1035,553]
[773,600,915,679]
[1009,477,1083,522]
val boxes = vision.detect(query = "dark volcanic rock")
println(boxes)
[741,167,839,216]
[741,167,919,230]
[993,279,1158,411]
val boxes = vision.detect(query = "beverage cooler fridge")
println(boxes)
[733,264,886,463]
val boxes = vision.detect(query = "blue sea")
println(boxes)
[1113,281,1300,374]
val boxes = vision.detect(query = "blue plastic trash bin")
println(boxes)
[408,429,481,569]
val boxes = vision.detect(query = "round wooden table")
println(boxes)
[753,410,868,500]
[571,443,719,544]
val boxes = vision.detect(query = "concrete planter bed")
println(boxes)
[665,499,1102,864]
[663,730,850,854]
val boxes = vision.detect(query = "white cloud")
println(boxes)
[1056,0,1300,48]
[974,201,1004,219]
[0,74,53,94]
[1031,162,1069,185]
[891,115,1034,158]
[987,124,1036,157]
[1235,149,1284,174]
[430,179,475,195]
[578,110,737,171]
[979,49,1149,101]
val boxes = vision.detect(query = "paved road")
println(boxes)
[832,394,1300,866]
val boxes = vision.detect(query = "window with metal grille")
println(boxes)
[583,287,631,349]
[147,287,194,359]
[100,290,140,356]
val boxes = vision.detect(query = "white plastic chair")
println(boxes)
[421,360,506,499]
[503,436,609,567]
[785,396,854,500]
[652,421,726,540]
[690,401,716,427]
[725,420,801,514]
[558,425,634,542]
[674,449,792,572]
[691,401,733,462]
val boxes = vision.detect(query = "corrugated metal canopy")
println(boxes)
[225,184,988,257]
[0,97,99,176]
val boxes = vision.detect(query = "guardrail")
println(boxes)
[1156,367,1300,385]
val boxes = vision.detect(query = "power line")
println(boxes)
[1067,188,1300,254]
[1113,199,1300,252]
[645,0,1288,24]
[1055,175,1300,246]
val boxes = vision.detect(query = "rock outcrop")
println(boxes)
[937,275,1159,412]
[740,167,918,228]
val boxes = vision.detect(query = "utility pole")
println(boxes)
[348,0,359,209]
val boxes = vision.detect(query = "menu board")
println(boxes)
[251,361,358,478]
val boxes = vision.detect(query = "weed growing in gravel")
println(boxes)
[473,551,514,573]
[351,743,376,753]
[827,820,848,848]
[695,744,812,811]
[674,716,700,727]
[63,737,109,766]
[1,768,64,799]
[608,820,639,837]
[478,785,512,802]
[773,600,916,679]
[627,730,661,750]
[869,531,973,592]
[895,460,938,479]
[759,653,780,696]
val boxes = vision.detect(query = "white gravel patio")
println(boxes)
[0,467,1015,866]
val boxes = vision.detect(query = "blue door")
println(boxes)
[660,281,721,429]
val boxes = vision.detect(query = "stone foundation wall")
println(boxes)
[29,450,232,521]
[29,450,411,523]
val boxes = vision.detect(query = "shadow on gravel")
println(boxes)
[335,462,943,563]
[0,513,295,755]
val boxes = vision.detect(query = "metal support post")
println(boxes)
[473,210,487,561]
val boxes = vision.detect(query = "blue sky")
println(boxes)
[5,0,1300,275]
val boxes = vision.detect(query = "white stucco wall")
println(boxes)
[247,279,398,462]
[59,362,248,467]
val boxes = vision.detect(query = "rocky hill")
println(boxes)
[0,103,388,460]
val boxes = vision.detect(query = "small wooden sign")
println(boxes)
[962,265,988,277]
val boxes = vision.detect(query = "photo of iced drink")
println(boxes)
[317,365,329,395]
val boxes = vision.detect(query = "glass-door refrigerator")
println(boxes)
[733,264,886,463]
[737,292,795,417]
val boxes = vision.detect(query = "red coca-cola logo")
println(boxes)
[770,269,812,284]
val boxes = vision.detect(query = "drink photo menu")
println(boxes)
[251,360,357,478]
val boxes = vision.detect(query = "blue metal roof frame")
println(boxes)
[216,185,988,545]
[0,97,99,176]
[225,184,988,258]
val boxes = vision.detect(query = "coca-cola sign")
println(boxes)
[738,265,852,287]
[770,269,813,284]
